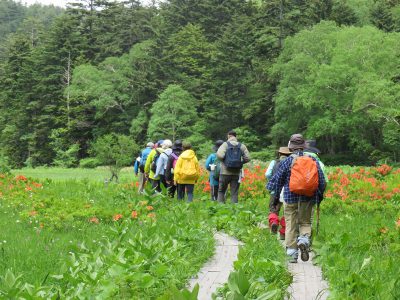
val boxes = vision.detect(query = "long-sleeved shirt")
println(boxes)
[134,157,140,174]
[144,148,164,180]
[205,153,219,186]
[155,148,172,177]
[267,151,326,204]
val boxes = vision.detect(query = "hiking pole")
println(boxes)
[316,202,320,236]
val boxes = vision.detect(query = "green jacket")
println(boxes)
[144,148,164,180]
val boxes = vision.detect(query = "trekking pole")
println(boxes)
[316,202,320,235]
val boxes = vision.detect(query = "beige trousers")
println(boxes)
[284,201,314,249]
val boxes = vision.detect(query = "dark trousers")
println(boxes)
[151,179,161,193]
[218,174,240,203]
[159,174,169,190]
[269,194,283,214]
[210,184,218,201]
[177,184,194,202]
[168,184,177,198]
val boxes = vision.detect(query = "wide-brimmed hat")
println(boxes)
[213,140,224,152]
[288,134,305,150]
[278,146,292,155]
[305,140,321,154]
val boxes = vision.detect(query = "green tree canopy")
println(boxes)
[272,21,400,162]
[147,84,198,141]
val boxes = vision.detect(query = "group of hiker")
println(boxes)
[134,131,327,263]
[134,130,251,203]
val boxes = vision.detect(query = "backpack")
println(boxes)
[271,159,281,176]
[180,157,198,181]
[224,142,243,169]
[139,148,151,172]
[289,154,319,197]
[150,150,161,173]
[170,153,179,173]
[212,155,221,181]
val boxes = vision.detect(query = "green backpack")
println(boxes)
[212,155,221,181]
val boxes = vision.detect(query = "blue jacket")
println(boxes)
[134,157,140,174]
[140,147,153,166]
[205,153,219,186]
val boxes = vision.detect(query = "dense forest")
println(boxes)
[0,0,399,168]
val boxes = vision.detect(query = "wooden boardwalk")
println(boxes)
[286,252,329,300]
[188,232,243,300]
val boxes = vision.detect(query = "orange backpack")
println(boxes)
[289,154,319,197]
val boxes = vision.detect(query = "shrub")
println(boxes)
[79,157,101,169]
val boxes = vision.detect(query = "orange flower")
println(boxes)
[113,214,123,221]
[15,175,27,181]
[39,223,44,229]
[139,201,148,206]
[131,210,138,219]
[147,212,156,219]
[89,217,99,224]
[379,227,388,234]
[396,219,400,228]
[25,186,33,191]
[29,210,38,216]
[146,205,154,211]
[32,182,42,188]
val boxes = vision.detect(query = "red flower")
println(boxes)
[146,205,154,211]
[131,210,138,219]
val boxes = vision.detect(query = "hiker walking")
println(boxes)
[205,140,224,201]
[267,134,326,263]
[155,139,173,192]
[144,140,164,193]
[265,147,291,240]
[173,142,200,202]
[165,140,183,198]
[137,142,154,194]
[216,130,251,204]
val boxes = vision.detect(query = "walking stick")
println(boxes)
[316,202,320,235]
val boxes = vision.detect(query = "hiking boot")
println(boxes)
[298,243,310,262]
[287,254,298,263]
[271,223,278,234]
[279,233,285,240]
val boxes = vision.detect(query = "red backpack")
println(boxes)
[289,154,319,197]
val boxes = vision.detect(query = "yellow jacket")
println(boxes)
[174,149,200,184]
[144,148,164,180]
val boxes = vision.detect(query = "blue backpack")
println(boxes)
[224,142,243,169]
